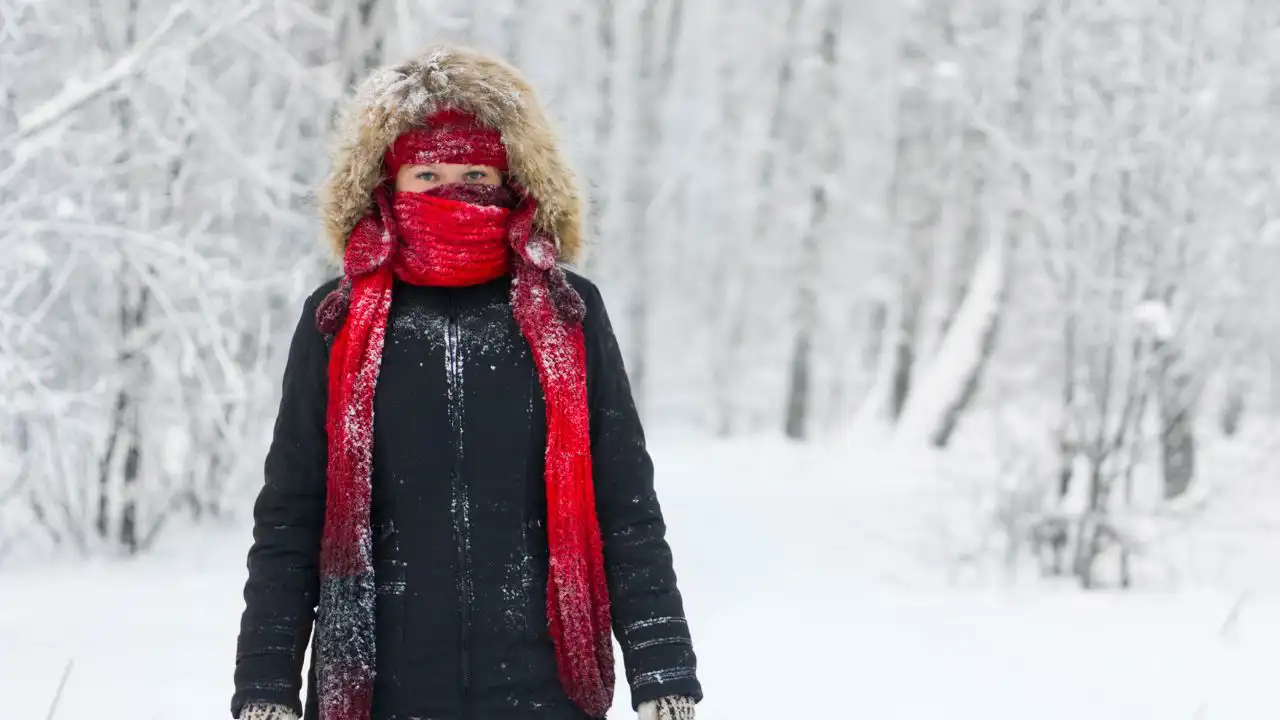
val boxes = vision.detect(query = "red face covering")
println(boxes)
[391,183,515,287]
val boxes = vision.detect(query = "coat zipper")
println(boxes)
[444,293,473,717]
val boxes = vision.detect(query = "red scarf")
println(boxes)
[392,189,512,286]
[314,182,614,720]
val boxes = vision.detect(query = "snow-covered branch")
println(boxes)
[10,4,191,145]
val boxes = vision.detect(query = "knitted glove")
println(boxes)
[638,696,696,720]
[238,703,299,720]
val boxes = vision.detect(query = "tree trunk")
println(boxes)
[895,234,1006,447]
[1057,313,1078,500]
[626,0,685,415]
[888,284,919,422]
[1218,377,1244,437]
[583,0,616,274]
[625,1,660,413]
[93,0,145,553]
[783,330,813,440]
[783,0,842,440]
[1156,336,1196,498]
[714,0,805,436]
[881,7,932,423]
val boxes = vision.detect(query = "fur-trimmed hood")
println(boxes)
[320,45,583,264]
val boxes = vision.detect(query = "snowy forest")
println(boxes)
[6,0,1280,581]
[5,1,1280,717]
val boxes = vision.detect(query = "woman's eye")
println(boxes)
[416,171,438,182]
[464,170,488,182]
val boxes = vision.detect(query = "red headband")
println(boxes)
[384,109,509,178]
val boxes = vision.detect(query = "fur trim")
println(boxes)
[237,703,299,720]
[321,44,584,264]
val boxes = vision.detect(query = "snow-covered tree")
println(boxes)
[4,0,1279,565]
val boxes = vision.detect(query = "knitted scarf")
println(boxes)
[312,174,614,719]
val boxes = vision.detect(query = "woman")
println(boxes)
[232,46,701,720]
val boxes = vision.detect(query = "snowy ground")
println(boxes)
[4,435,1280,719]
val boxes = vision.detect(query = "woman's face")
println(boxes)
[395,163,503,192]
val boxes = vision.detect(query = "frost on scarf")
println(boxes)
[317,265,390,720]
[510,217,610,716]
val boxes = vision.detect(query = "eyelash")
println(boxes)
[414,170,489,182]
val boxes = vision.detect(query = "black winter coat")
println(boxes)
[231,273,700,720]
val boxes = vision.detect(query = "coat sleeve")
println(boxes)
[232,292,329,718]
[578,278,703,710]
